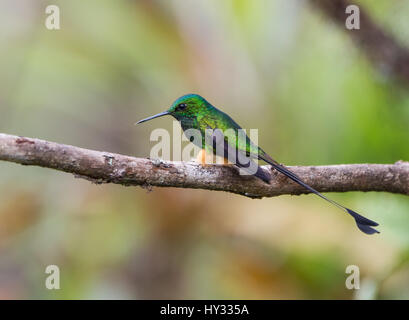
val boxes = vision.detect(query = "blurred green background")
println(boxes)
[0,0,409,299]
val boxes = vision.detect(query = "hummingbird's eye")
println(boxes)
[177,103,187,111]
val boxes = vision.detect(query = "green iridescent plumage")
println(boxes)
[169,94,263,158]
[137,94,379,235]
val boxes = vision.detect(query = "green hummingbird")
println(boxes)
[137,94,379,235]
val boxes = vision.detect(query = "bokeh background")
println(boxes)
[0,0,409,299]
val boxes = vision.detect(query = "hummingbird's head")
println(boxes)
[167,94,208,120]
[136,94,209,124]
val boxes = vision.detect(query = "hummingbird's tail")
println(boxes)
[259,155,379,235]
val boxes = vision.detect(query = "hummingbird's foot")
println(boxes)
[219,157,233,166]
[195,149,232,166]
[196,149,209,166]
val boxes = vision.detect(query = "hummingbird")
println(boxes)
[136,94,379,235]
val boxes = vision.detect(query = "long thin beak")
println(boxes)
[135,111,170,125]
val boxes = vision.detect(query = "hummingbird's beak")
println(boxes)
[135,111,170,125]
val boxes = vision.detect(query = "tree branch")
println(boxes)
[0,133,408,199]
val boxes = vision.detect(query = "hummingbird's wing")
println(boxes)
[211,129,271,183]
[202,119,271,183]
[201,110,261,157]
